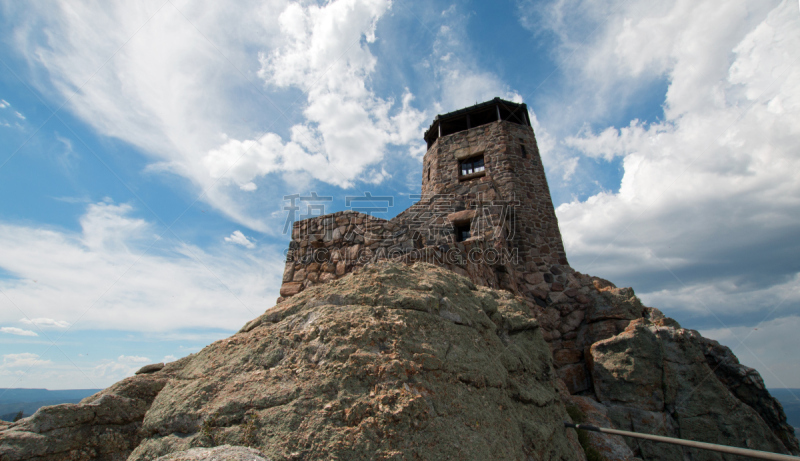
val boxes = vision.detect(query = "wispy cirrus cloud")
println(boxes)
[20,318,71,329]
[0,327,38,337]
[6,0,429,232]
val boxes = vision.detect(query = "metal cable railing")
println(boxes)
[565,422,800,461]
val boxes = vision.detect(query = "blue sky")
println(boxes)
[0,0,798,389]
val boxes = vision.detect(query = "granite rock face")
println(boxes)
[1,261,796,460]
[589,320,793,460]
[0,262,584,461]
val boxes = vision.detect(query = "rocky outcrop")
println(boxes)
[1,262,584,461]
[531,273,799,460]
[565,395,636,461]
[589,320,791,459]
[0,367,176,460]
[699,336,800,454]
[1,262,796,461]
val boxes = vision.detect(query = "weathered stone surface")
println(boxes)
[0,368,177,461]
[446,209,476,223]
[153,445,270,461]
[553,349,582,366]
[279,282,303,297]
[567,396,636,461]
[558,363,591,395]
[698,335,800,453]
[591,320,793,459]
[132,262,583,460]
[590,322,665,411]
[0,262,584,461]
[605,404,684,460]
[585,287,644,323]
[136,362,165,375]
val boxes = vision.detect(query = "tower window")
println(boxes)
[459,155,485,177]
[454,222,471,242]
[519,138,527,158]
[427,168,430,181]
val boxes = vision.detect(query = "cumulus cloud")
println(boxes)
[224,230,256,249]
[223,0,428,187]
[522,0,800,339]
[0,327,38,337]
[0,201,283,332]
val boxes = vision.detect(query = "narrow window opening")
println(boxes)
[454,222,471,242]
[459,155,485,177]
[519,138,527,158]
[427,168,430,181]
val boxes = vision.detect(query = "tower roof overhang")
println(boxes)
[423,97,531,149]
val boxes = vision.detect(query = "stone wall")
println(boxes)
[280,120,572,305]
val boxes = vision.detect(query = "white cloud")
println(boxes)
[639,272,800,321]
[163,354,177,362]
[20,318,71,328]
[0,99,9,109]
[117,355,150,363]
[0,353,120,389]
[521,0,800,291]
[224,230,256,249]
[0,327,38,337]
[516,0,800,384]
[228,0,429,188]
[2,353,52,368]
[7,0,428,231]
[5,0,284,230]
[0,201,284,332]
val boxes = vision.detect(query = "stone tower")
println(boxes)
[420,97,568,269]
[280,97,570,303]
